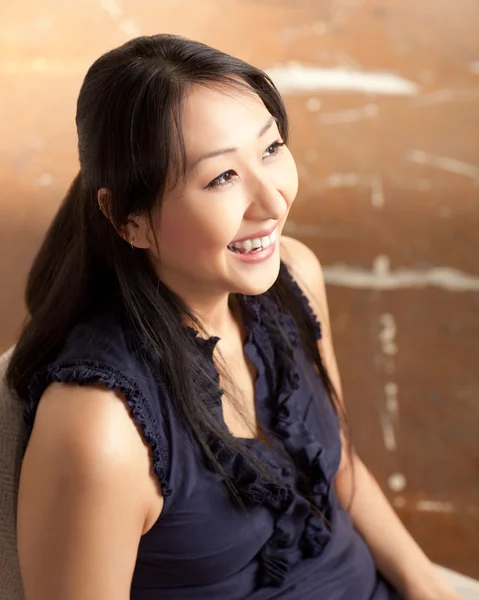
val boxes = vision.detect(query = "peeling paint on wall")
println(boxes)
[406,150,479,180]
[266,65,420,95]
[322,259,479,292]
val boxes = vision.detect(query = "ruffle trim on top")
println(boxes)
[257,289,333,564]
[209,430,310,587]
[26,360,172,497]
[190,271,333,588]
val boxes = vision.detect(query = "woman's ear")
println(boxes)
[97,188,151,250]
[123,218,151,250]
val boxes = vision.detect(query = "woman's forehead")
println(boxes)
[181,85,273,156]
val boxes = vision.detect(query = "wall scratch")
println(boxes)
[323,257,479,292]
[100,0,124,20]
[266,65,419,95]
[416,500,455,513]
[379,314,398,356]
[406,149,479,180]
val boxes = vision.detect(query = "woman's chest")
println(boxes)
[137,333,343,589]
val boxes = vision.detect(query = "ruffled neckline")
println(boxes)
[186,266,334,588]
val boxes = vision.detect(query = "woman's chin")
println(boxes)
[228,251,281,296]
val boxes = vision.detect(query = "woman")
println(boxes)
[7,34,465,600]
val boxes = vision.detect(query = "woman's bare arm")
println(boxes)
[18,382,163,600]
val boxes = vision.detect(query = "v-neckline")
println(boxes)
[219,295,264,442]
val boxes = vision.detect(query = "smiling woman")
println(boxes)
[4,34,467,600]
[126,84,298,302]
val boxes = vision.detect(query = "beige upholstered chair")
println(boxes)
[0,348,26,600]
[1,348,478,599]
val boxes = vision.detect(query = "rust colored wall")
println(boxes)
[1,0,478,577]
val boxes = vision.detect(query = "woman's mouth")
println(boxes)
[227,228,277,255]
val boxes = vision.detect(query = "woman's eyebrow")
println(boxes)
[189,116,277,169]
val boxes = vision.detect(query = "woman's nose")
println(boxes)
[243,176,286,221]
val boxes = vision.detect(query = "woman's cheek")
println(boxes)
[191,193,245,247]
[156,199,240,260]
[279,153,299,207]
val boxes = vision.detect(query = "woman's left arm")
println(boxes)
[335,450,460,599]
[281,236,465,600]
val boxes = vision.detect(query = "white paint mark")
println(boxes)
[323,259,479,292]
[381,417,397,451]
[406,149,479,180]
[373,255,391,276]
[307,98,322,112]
[101,0,124,20]
[469,61,479,75]
[416,500,454,513]
[320,103,378,125]
[118,19,141,37]
[379,314,398,356]
[370,175,384,208]
[35,173,53,187]
[325,172,360,188]
[393,496,406,508]
[388,473,406,492]
[385,382,399,415]
[266,65,420,96]
[31,57,48,72]
[378,316,399,452]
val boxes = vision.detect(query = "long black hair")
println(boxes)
[7,34,348,500]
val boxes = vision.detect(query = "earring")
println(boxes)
[130,237,135,249]
[98,203,102,211]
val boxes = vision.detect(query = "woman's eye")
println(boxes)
[206,169,238,189]
[263,140,286,158]
[204,142,285,190]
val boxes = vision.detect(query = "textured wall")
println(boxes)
[1,0,478,577]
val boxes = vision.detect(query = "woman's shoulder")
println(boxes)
[25,310,172,498]
[280,235,327,322]
[28,311,149,419]
[280,236,324,293]
[31,310,155,395]
[27,380,155,498]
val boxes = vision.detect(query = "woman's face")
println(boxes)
[143,84,298,301]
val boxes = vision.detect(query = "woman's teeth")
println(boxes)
[227,229,277,254]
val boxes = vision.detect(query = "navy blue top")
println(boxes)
[25,264,400,599]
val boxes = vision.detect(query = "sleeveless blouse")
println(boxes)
[25,263,401,599]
